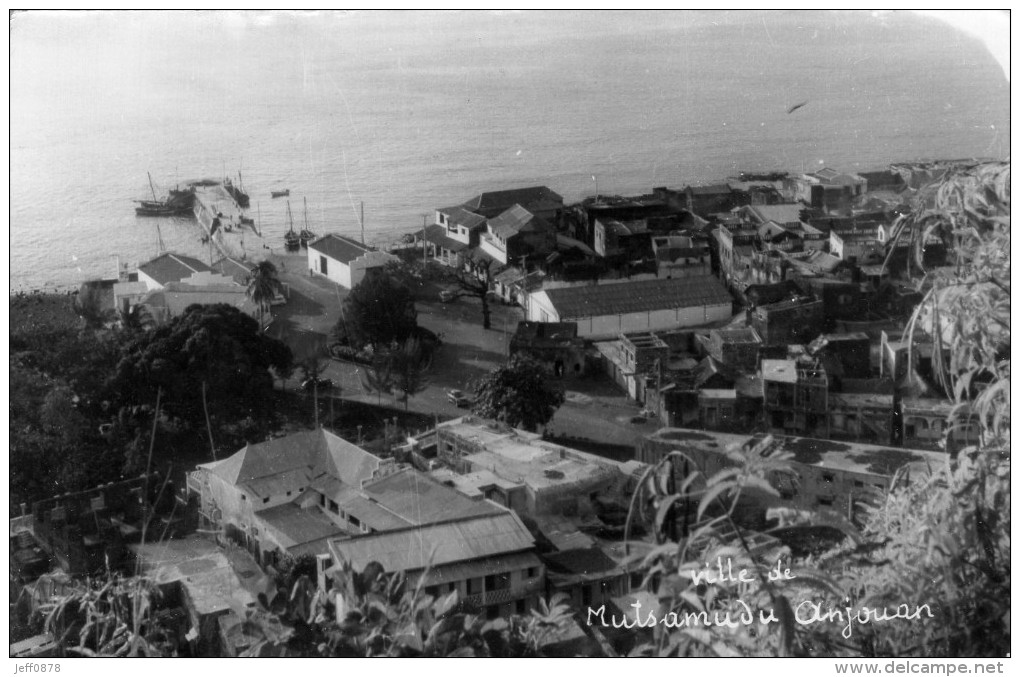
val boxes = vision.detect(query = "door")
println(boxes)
[320,255,328,275]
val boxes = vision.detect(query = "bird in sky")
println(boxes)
[787,100,809,114]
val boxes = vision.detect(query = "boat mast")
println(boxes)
[257,202,262,237]
[304,196,309,231]
[148,172,158,202]
[287,201,295,234]
[361,201,365,244]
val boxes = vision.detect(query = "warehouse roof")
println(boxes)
[536,276,732,319]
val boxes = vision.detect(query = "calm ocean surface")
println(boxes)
[10,10,1009,291]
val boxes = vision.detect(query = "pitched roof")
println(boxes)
[199,429,382,490]
[211,256,256,285]
[329,511,535,574]
[747,204,804,226]
[461,186,563,218]
[138,252,213,286]
[360,467,503,524]
[437,206,487,231]
[539,276,732,319]
[423,224,468,252]
[309,233,376,264]
[488,204,550,239]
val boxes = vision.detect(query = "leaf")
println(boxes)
[697,482,733,521]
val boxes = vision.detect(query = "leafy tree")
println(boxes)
[111,303,293,429]
[471,354,565,432]
[452,254,496,329]
[360,355,394,405]
[73,281,113,330]
[388,338,429,410]
[247,260,283,329]
[340,274,418,350]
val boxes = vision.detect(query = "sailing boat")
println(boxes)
[135,172,194,216]
[224,170,250,209]
[299,197,316,247]
[284,201,301,251]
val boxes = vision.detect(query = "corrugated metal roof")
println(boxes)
[437,206,487,230]
[540,276,732,319]
[361,467,501,524]
[488,204,550,239]
[420,551,541,587]
[256,503,344,547]
[329,512,534,574]
[308,233,375,264]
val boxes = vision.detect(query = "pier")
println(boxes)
[192,181,265,263]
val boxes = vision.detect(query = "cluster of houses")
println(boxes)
[11,160,979,657]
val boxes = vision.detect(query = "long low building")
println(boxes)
[639,428,948,519]
[527,276,733,339]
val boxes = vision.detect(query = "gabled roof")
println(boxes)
[461,186,563,219]
[329,511,535,574]
[538,276,732,319]
[138,253,213,286]
[309,233,376,264]
[437,206,487,231]
[488,204,551,239]
[211,257,256,285]
[747,204,804,226]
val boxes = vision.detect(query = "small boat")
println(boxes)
[284,201,301,251]
[299,197,316,247]
[271,189,290,198]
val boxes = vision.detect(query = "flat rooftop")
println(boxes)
[131,536,261,617]
[644,428,948,478]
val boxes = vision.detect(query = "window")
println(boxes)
[320,494,326,507]
[853,480,864,488]
[349,515,361,528]
[263,497,270,504]
[329,500,339,514]
[818,496,834,507]
[515,599,527,615]
[822,473,835,484]
[467,578,482,595]
[241,495,247,502]
[286,491,292,497]
[581,585,592,606]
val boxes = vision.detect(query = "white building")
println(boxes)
[527,276,734,339]
[308,233,398,289]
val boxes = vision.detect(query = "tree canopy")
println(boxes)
[471,354,564,432]
[339,274,418,350]
[111,303,293,427]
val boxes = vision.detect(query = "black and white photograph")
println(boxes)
[8,9,1010,663]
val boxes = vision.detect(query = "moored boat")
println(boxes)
[134,173,195,216]
[284,201,301,251]
[299,197,316,247]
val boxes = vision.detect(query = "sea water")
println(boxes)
[9,10,1009,291]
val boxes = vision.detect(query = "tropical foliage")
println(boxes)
[246,260,283,329]
[340,274,419,350]
[471,354,565,432]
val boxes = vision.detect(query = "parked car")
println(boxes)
[447,389,472,408]
[302,377,333,391]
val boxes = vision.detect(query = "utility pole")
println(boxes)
[421,214,428,266]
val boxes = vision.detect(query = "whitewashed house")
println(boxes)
[308,233,398,289]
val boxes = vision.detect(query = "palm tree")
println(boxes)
[117,303,155,334]
[247,260,283,330]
